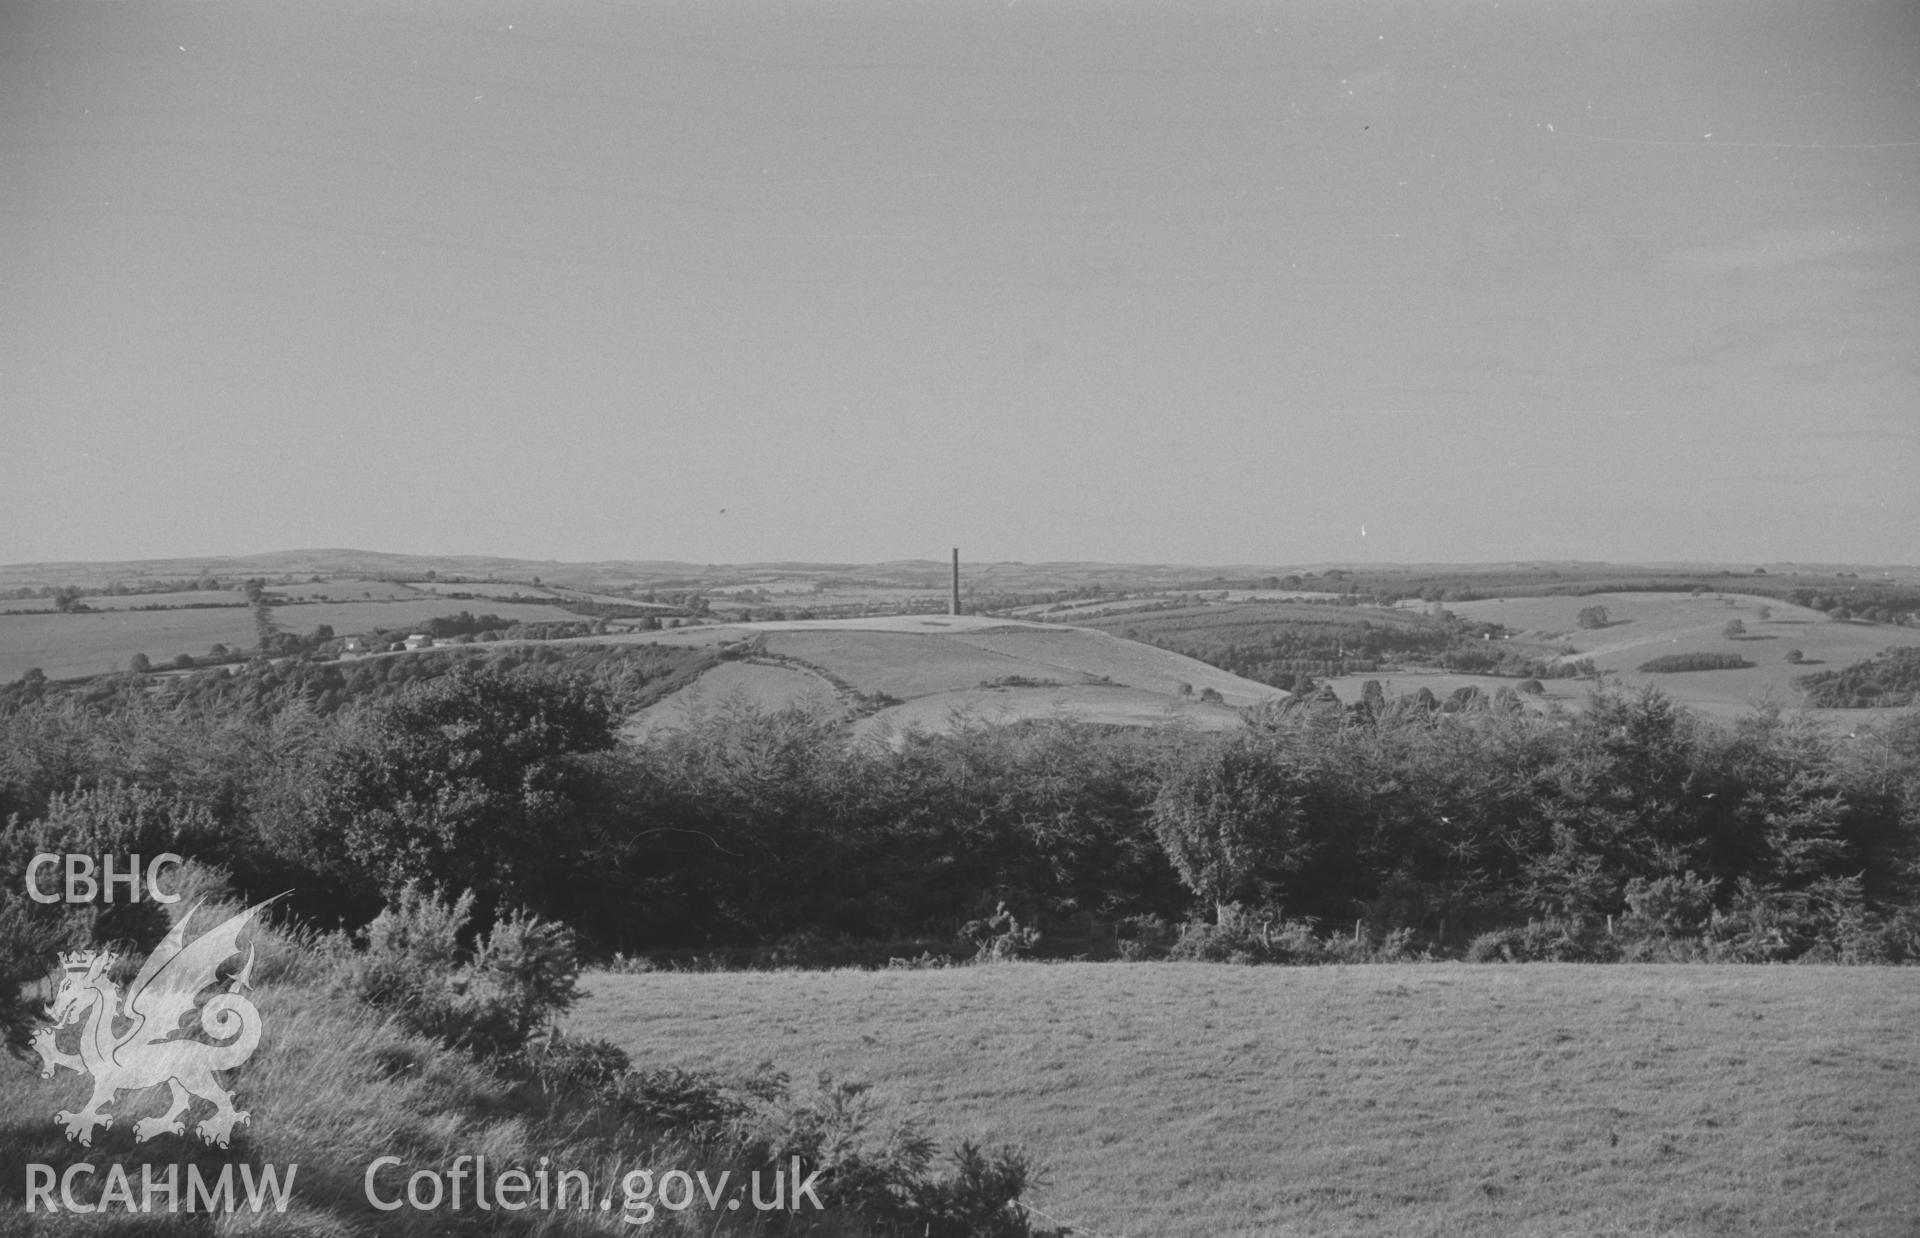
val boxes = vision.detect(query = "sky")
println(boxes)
[2,1,1916,568]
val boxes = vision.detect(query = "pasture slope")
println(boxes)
[575,962,1920,1238]
[602,614,1287,738]
[1323,591,1920,724]
[0,608,262,680]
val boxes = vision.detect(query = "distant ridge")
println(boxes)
[3,550,1915,592]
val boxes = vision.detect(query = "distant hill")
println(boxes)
[4,550,1917,600]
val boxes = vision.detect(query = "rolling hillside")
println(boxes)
[1288,592,1919,724]
[607,614,1287,738]
[1443,591,1920,718]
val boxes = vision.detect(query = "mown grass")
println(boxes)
[572,962,1920,1238]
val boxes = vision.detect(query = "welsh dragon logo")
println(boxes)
[32,899,274,1149]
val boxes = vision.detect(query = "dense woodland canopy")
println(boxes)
[3,647,1918,973]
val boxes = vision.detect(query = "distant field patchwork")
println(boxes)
[408,581,564,601]
[0,597,581,680]
[269,599,574,637]
[264,579,432,602]
[14,590,253,611]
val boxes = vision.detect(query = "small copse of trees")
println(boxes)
[1638,653,1752,673]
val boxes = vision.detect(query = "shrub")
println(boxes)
[334,884,581,1057]
[596,1065,1064,1234]
[514,1034,633,1094]
[1464,918,1614,963]
[0,900,127,1059]
[1114,913,1179,961]
[733,1077,1062,1237]
[1321,924,1418,964]
[1703,875,1907,964]
[1463,930,1511,963]
[614,1064,784,1142]
[893,1142,1057,1238]
[1619,871,1717,938]
[1166,913,1415,965]
[1166,917,1272,963]
[2,782,228,870]
[963,902,1041,963]
[459,908,583,1053]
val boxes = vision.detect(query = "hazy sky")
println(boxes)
[3,2,1916,567]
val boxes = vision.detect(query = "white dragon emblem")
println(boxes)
[32,899,273,1149]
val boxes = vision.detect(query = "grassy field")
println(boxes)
[1077,600,1447,650]
[623,660,845,739]
[573,962,1920,1238]
[854,683,1246,741]
[8,590,254,612]
[607,616,1285,736]
[276,598,571,636]
[0,609,262,680]
[263,579,430,602]
[409,580,565,600]
[1438,592,1920,721]
[0,597,585,680]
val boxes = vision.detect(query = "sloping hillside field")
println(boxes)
[574,963,1920,1238]
[609,615,1284,736]
[1445,592,1920,720]
[0,607,262,680]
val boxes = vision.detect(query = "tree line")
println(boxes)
[3,655,1917,966]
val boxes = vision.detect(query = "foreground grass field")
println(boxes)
[573,963,1920,1238]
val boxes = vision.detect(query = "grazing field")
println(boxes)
[1079,600,1446,649]
[263,598,572,637]
[263,578,431,602]
[0,608,260,680]
[0,598,582,679]
[574,963,1920,1238]
[855,682,1245,740]
[608,615,1285,735]
[1009,590,1346,618]
[408,580,564,600]
[623,659,844,738]
[30,589,252,611]
[552,589,678,608]
[1442,592,1920,719]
